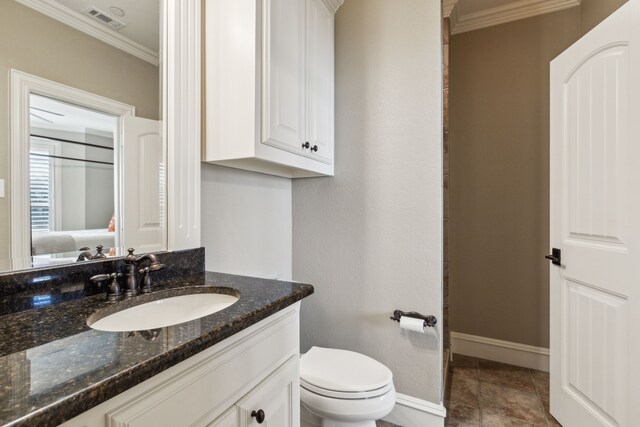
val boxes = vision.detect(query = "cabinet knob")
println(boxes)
[251,409,265,424]
[311,145,318,152]
[302,141,310,149]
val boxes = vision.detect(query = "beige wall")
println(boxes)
[293,0,443,402]
[580,0,627,34]
[0,0,159,266]
[450,1,626,348]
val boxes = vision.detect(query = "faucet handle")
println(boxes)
[93,245,107,259]
[139,267,153,294]
[150,263,165,271]
[91,272,123,301]
[138,262,164,294]
[90,273,111,283]
[124,248,137,264]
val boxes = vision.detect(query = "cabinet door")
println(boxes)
[237,356,299,427]
[305,0,334,164]
[261,0,306,155]
[207,407,237,427]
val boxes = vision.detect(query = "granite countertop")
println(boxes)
[0,272,313,427]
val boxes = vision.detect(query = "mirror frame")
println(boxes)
[6,0,201,271]
[9,71,136,268]
[163,0,201,252]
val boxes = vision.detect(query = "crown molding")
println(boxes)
[450,0,581,35]
[443,0,458,18]
[321,0,344,14]
[15,0,159,66]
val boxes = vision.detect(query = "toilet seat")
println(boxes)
[300,347,393,399]
[301,378,394,399]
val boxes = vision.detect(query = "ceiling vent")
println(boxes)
[82,6,127,30]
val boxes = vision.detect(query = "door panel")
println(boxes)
[564,47,626,244]
[550,1,640,426]
[207,407,237,427]
[237,356,299,427]
[562,279,627,425]
[122,116,165,252]
[261,0,306,155]
[305,0,333,164]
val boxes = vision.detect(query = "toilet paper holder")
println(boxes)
[390,310,437,328]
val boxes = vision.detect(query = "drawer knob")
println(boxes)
[302,141,310,149]
[251,409,265,424]
[311,145,318,152]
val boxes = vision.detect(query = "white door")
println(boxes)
[237,356,299,427]
[305,0,333,164]
[549,1,640,426]
[122,116,165,253]
[261,0,306,156]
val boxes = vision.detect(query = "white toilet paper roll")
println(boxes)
[399,316,425,333]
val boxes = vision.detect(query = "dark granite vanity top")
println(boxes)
[0,271,313,427]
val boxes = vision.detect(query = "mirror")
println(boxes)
[0,0,164,272]
[29,95,118,265]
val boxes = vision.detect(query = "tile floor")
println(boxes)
[445,355,561,427]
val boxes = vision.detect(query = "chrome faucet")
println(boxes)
[123,248,165,297]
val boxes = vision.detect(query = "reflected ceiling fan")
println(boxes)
[30,106,64,124]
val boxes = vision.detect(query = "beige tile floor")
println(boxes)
[445,355,561,427]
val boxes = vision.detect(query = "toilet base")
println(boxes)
[321,421,376,427]
[301,403,376,427]
[301,387,395,427]
[301,403,322,427]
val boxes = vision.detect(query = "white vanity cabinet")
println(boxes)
[204,0,340,178]
[61,303,301,427]
[209,356,298,427]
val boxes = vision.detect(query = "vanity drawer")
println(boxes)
[62,303,300,427]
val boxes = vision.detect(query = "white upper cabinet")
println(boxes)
[204,0,341,178]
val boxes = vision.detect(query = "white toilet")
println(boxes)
[300,347,396,427]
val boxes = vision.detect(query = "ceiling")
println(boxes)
[54,0,159,52]
[30,94,117,134]
[445,0,581,34]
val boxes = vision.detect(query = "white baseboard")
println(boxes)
[451,332,550,372]
[383,393,446,427]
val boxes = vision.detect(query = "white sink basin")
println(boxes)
[89,293,239,332]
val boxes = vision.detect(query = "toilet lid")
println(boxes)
[300,347,393,393]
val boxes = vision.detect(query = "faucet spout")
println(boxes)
[76,247,94,262]
[123,249,165,296]
[134,252,162,267]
